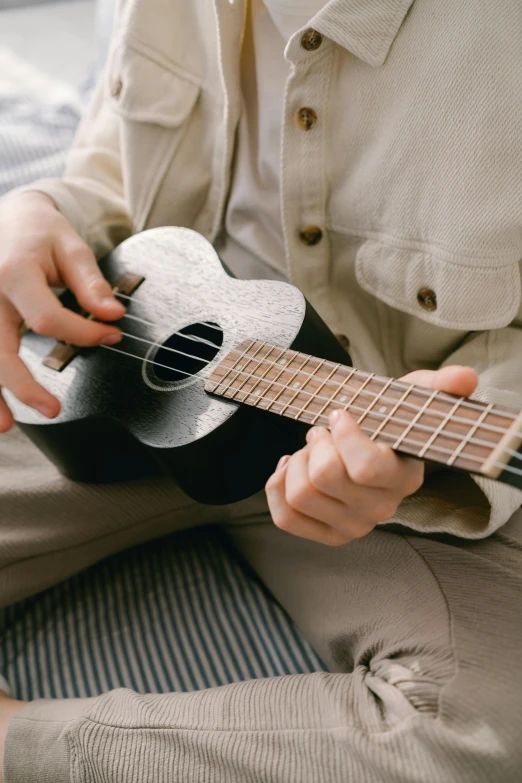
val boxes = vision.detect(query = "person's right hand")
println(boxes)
[0,191,125,432]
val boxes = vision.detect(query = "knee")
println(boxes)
[365,658,522,778]
[366,657,442,721]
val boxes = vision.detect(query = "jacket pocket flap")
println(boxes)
[355,240,521,330]
[108,45,201,128]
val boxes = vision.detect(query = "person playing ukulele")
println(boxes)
[0,1,521,781]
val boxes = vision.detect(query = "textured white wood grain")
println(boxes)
[10,227,306,449]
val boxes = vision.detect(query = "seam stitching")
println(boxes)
[328,223,522,264]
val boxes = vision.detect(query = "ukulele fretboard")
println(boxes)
[205,340,522,480]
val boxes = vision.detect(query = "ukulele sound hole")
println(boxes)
[153,322,223,383]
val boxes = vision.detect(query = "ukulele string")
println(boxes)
[122,312,223,349]
[225,351,520,428]
[99,343,522,478]
[109,327,522,453]
[117,293,224,333]
[117,292,294,334]
[100,343,201,378]
[99,341,522,467]
[220,364,522,462]
[119,330,219,364]
[246,404,522,477]
[114,296,517,422]
[220,350,519,437]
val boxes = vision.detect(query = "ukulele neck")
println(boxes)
[205,339,522,481]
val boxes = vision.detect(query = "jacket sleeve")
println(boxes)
[393,323,522,539]
[10,75,132,258]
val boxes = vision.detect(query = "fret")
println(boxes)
[331,368,358,406]
[479,408,522,479]
[265,353,313,412]
[393,389,439,452]
[366,390,502,471]
[356,378,394,428]
[420,398,503,474]
[224,342,273,400]
[343,373,375,413]
[369,383,415,442]
[205,340,522,485]
[247,347,289,405]
[230,344,285,403]
[417,394,464,459]
[310,366,356,425]
[212,339,257,395]
[360,420,519,475]
[251,349,303,409]
[447,403,493,467]
[289,358,327,421]
[281,359,326,418]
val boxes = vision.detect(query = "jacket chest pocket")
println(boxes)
[107,43,201,229]
[355,239,522,332]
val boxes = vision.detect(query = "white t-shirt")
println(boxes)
[217,0,327,281]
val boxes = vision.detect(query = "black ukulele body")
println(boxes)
[10,228,350,504]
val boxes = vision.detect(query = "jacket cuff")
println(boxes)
[466,384,522,535]
[391,464,522,539]
[4,698,94,783]
[7,180,92,248]
[470,473,522,535]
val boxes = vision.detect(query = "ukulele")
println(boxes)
[10,227,522,505]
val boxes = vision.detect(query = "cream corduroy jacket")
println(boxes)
[16,0,522,537]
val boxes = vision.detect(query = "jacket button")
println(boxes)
[417,288,437,311]
[335,333,350,350]
[296,107,317,131]
[110,78,123,98]
[301,29,323,51]
[299,226,323,246]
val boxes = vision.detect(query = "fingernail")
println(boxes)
[100,332,122,346]
[306,427,320,442]
[35,402,57,418]
[329,409,342,428]
[276,455,290,472]
[102,296,125,310]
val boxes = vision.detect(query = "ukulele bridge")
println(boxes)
[42,272,145,372]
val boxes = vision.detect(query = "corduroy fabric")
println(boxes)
[6,507,522,782]
[2,418,522,781]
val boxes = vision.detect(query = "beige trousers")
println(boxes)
[3,425,522,783]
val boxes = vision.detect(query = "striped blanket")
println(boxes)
[0,530,324,700]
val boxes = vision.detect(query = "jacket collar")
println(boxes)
[309,0,416,66]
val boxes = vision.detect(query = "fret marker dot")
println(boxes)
[339,395,348,403]
[379,406,387,414]
[253,388,262,395]
[293,382,300,388]
[279,359,287,365]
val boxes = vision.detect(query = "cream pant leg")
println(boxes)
[4,426,522,782]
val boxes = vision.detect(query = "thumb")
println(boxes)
[54,233,126,322]
[401,365,478,398]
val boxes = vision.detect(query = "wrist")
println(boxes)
[2,190,57,213]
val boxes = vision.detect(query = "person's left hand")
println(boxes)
[0,690,27,783]
[265,365,478,546]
